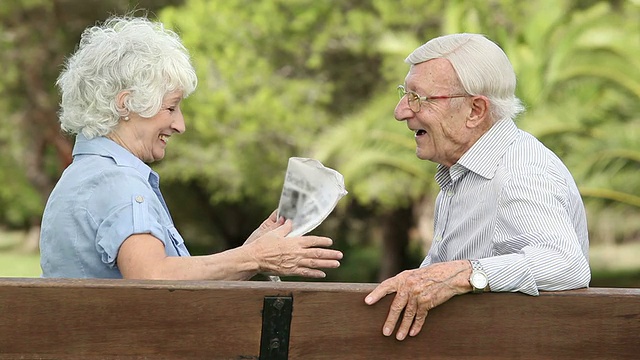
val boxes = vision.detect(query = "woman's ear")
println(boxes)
[466,95,490,129]
[115,91,131,117]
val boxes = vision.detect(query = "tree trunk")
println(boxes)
[378,206,412,281]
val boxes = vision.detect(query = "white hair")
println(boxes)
[406,33,524,122]
[56,16,198,138]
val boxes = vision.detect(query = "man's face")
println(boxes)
[394,59,474,167]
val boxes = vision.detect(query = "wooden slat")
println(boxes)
[0,278,638,359]
[289,287,640,359]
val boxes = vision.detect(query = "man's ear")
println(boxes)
[115,91,131,116]
[466,96,491,129]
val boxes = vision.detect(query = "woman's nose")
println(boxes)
[173,110,186,134]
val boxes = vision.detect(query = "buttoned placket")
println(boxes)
[432,164,469,261]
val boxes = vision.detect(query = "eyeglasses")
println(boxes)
[397,85,470,112]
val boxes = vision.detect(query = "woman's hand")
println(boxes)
[243,219,342,278]
[244,210,284,245]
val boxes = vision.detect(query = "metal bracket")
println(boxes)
[259,296,293,360]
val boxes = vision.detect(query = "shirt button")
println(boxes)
[446,190,454,197]
[434,235,442,242]
[135,195,144,203]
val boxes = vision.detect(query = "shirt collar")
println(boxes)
[72,133,156,182]
[435,119,519,186]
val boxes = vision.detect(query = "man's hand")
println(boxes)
[364,260,472,340]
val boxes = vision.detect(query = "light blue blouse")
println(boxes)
[40,134,190,278]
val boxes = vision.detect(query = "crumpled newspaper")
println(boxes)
[277,157,348,237]
[269,157,347,281]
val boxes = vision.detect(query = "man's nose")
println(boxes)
[394,97,411,121]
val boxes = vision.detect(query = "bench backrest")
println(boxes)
[0,278,638,359]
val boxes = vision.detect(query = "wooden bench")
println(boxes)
[0,278,637,359]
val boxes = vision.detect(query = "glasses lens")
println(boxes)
[408,92,420,112]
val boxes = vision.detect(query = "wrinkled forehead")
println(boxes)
[405,59,461,91]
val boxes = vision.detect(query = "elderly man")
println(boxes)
[365,33,590,340]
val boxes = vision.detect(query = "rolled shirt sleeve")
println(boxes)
[94,192,168,267]
[481,172,591,295]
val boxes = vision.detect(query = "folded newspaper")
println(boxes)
[276,157,348,237]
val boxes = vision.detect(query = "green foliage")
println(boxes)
[0,0,186,228]
[312,91,437,209]
[0,155,43,227]
[0,251,41,277]
[157,0,334,208]
[313,0,640,246]
[0,0,638,262]
[159,0,640,248]
[156,0,410,208]
[488,1,640,235]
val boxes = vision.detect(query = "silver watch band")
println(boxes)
[470,259,484,271]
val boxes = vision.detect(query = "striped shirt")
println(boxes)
[420,119,590,296]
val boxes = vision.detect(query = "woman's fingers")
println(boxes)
[244,210,285,245]
[268,244,342,277]
[306,247,343,260]
[252,227,342,277]
[296,268,327,278]
[296,235,334,248]
[298,258,341,269]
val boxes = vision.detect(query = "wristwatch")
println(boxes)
[469,259,489,294]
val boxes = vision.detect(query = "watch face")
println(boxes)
[471,272,488,289]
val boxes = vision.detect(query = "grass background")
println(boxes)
[1,230,639,287]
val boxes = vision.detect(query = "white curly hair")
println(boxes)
[56,15,198,138]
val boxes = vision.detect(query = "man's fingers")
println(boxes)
[395,297,418,341]
[382,291,408,337]
[409,305,429,337]
[364,279,397,305]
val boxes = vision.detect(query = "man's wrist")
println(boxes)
[469,259,490,293]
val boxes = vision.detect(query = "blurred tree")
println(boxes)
[0,0,184,249]
[449,0,640,243]
[157,0,416,255]
[156,0,452,279]
[313,0,640,278]
[0,0,637,280]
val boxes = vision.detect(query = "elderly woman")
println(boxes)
[40,15,342,280]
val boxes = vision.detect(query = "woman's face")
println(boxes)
[114,90,185,163]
